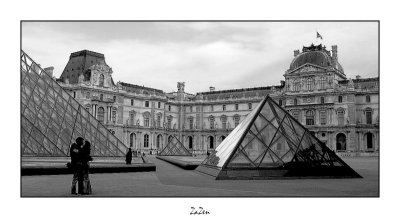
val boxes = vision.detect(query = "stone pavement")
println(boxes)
[21,156,378,197]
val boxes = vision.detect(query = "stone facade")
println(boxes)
[58,43,379,155]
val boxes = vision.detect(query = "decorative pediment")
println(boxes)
[287,63,329,75]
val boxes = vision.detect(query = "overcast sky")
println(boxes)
[22,22,378,94]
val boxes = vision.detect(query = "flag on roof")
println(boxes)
[317,32,323,40]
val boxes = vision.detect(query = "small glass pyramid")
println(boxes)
[196,95,362,179]
[21,50,128,157]
[158,135,191,156]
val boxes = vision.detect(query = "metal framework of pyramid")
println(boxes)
[196,95,362,180]
[21,50,128,157]
[158,135,191,156]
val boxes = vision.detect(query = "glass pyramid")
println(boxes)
[196,95,362,180]
[158,135,191,156]
[21,50,128,157]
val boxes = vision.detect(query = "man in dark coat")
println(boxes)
[125,148,132,164]
[70,137,84,195]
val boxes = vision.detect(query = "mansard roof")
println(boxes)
[196,84,284,100]
[119,82,164,95]
[60,50,107,84]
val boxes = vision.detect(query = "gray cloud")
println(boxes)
[22,22,378,94]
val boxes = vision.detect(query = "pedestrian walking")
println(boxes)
[125,148,132,164]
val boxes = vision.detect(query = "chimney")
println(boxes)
[294,50,300,57]
[44,66,54,77]
[209,86,215,92]
[331,45,338,61]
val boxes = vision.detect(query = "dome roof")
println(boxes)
[290,50,332,69]
[289,44,344,73]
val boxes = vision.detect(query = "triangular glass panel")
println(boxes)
[158,135,191,156]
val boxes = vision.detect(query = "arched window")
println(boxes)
[320,77,326,89]
[209,116,215,129]
[131,99,134,106]
[234,114,240,127]
[221,115,227,129]
[294,80,300,91]
[167,116,172,129]
[336,133,346,151]
[248,103,252,109]
[99,74,104,87]
[73,92,76,98]
[111,107,117,123]
[113,96,116,102]
[143,113,150,127]
[157,134,163,149]
[220,136,226,142]
[209,136,214,149]
[188,136,193,149]
[320,97,325,104]
[338,95,343,103]
[294,98,298,106]
[129,133,136,148]
[100,94,103,101]
[157,113,162,128]
[168,135,173,143]
[97,107,105,123]
[129,110,136,126]
[279,99,283,106]
[320,110,327,125]
[235,104,239,110]
[365,108,373,124]
[337,108,345,126]
[222,105,226,111]
[366,95,371,103]
[306,78,313,91]
[143,134,149,148]
[306,110,314,125]
[292,110,300,121]
[188,117,194,129]
[365,133,374,149]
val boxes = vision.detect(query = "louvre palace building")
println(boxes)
[51,43,379,156]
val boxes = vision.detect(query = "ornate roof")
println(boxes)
[289,44,344,73]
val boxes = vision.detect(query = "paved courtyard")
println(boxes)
[21,156,378,197]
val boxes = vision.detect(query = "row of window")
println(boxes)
[292,108,374,125]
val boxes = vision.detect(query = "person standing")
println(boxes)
[80,140,93,195]
[125,148,132,164]
[70,137,84,195]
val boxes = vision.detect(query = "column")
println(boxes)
[94,104,97,118]
[105,106,109,124]
[92,104,95,117]
[359,132,364,152]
